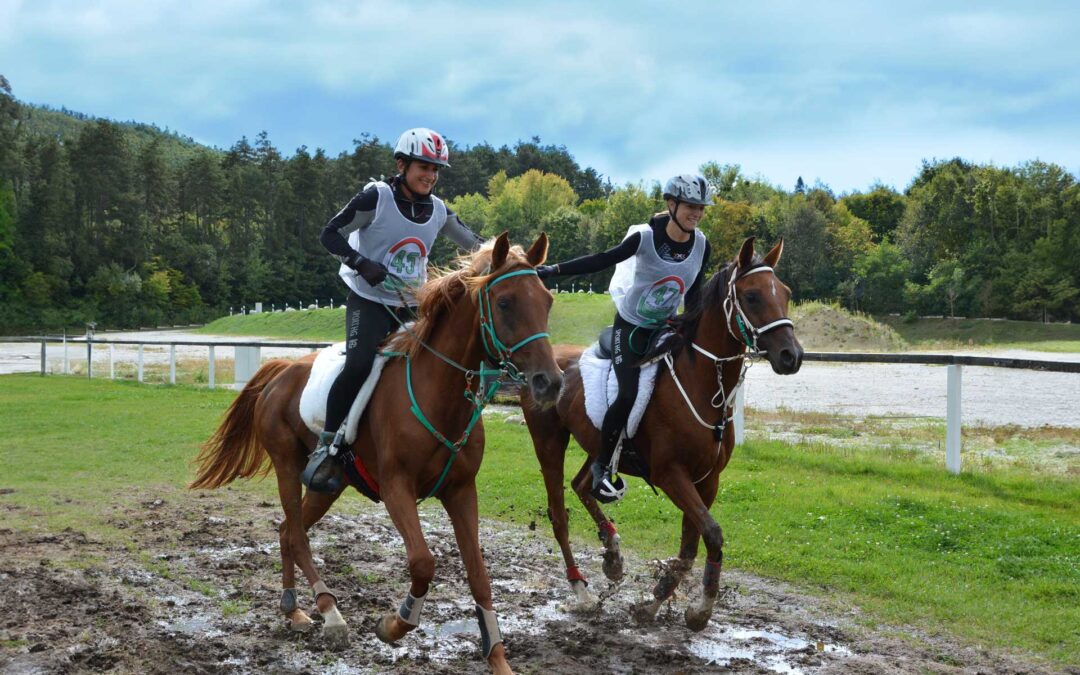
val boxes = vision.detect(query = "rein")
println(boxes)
[379,267,548,501]
[665,263,792,483]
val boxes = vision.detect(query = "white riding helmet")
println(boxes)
[663,174,713,206]
[394,128,451,167]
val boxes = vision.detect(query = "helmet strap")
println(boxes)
[668,201,695,235]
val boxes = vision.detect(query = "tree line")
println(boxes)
[1,76,1077,332]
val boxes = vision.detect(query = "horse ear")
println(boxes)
[526,232,549,267]
[763,238,784,268]
[737,236,756,270]
[491,231,510,270]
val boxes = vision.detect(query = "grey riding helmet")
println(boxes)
[663,174,713,205]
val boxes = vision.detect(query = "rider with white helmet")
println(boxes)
[305,128,483,493]
[536,174,714,502]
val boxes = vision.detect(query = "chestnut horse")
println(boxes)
[191,233,560,675]
[521,237,802,631]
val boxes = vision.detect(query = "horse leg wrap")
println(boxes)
[312,580,338,604]
[475,604,503,658]
[703,557,722,590]
[566,565,588,585]
[280,588,299,615]
[397,591,427,627]
[598,521,618,545]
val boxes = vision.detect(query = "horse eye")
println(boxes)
[497,297,512,310]
[745,291,760,304]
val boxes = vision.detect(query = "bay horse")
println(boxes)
[520,236,802,631]
[191,233,560,675]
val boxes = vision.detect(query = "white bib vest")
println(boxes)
[338,181,448,306]
[609,223,706,326]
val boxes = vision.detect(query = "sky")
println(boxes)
[3,0,1080,194]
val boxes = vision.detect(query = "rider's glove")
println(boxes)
[535,264,558,279]
[347,253,389,287]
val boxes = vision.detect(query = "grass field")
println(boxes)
[880,315,1080,352]
[200,294,1078,352]
[2,373,1077,665]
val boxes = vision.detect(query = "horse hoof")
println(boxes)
[631,601,657,625]
[286,609,314,633]
[374,614,399,644]
[602,551,624,582]
[685,607,710,632]
[324,622,350,650]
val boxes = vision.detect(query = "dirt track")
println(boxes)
[0,489,1070,674]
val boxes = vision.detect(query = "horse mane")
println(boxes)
[385,240,534,359]
[640,252,764,362]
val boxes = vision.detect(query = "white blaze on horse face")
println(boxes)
[771,279,777,297]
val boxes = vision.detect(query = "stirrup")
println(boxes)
[301,430,345,493]
[590,460,626,504]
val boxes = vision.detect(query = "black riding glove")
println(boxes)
[535,264,558,279]
[347,253,389,287]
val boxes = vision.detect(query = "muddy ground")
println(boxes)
[1,490,1071,674]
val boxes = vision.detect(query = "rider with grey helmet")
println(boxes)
[305,128,484,494]
[536,174,714,502]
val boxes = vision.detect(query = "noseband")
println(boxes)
[722,264,794,352]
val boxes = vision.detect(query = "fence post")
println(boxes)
[40,339,46,376]
[170,344,176,385]
[208,345,216,389]
[63,329,69,374]
[87,338,93,379]
[109,344,115,380]
[137,344,144,383]
[946,364,962,474]
[734,380,746,445]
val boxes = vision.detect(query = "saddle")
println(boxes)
[298,342,389,445]
[298,342,390,501]
[579,326,672,480]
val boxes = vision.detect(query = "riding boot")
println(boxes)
[301,429,346,493]
[590,426,627,503]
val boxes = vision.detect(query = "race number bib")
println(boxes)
[636,276,685,320]
[381,237,428,290]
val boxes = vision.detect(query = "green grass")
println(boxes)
[198,308,345,341]
[880,316,1080,353]
[2,374,1077,665]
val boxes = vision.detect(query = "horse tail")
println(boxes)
[189,359,293,489]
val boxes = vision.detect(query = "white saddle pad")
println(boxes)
[578,344,659,439]
[298,341,389,445]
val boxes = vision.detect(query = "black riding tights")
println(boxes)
[324,293,412,435]
[598,313,658,466]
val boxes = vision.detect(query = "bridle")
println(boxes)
[721,263,794,351]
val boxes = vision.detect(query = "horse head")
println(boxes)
[726,236,803,374]
[473,232,563,405]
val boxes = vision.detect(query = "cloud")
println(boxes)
[3,0,1078,191]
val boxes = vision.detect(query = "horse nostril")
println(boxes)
[780,349,795,370]
[531,373,550,392]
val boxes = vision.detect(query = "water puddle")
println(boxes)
[685,625,851,672]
